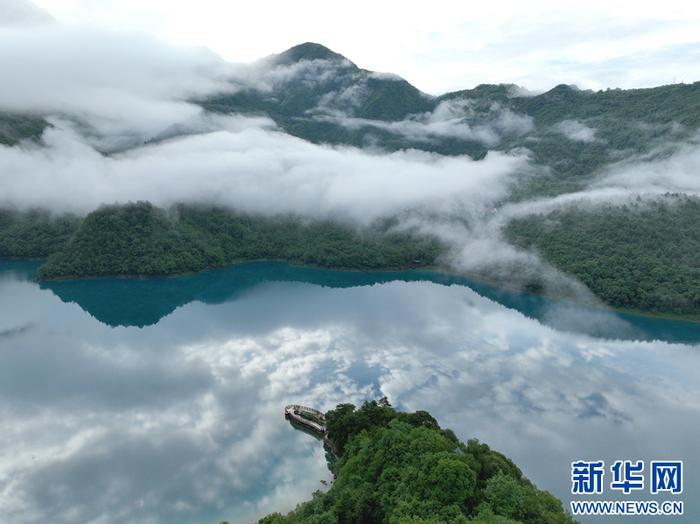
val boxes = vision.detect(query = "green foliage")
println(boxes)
[200,42,436,153]
[259,402,575,524]
[505,194,700,316]
[513,82,700,128]
[0,112,48,145]
[34,202,441,279]
[452,83,700,198]
[0,209,81,257]
[203,63,700,190]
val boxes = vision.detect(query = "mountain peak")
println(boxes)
[272,42,351,66]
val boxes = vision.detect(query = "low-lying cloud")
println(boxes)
[1,15,699,300]
[555,119,598,142]
[313,99,534,146]
[0,117,524,223]
[0,25,234,145]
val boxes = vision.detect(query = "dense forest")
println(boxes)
[506,194,700,317]
[0,208,81,257]
[3,195,700,317]
[254,400,575,524]
[0,202,441,279]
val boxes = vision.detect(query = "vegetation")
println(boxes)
[505,194,700,316]
[439,83,700,198]
[20,202,441,279]
[0,208,81,257]
[0,112,48,145]
[3,195,700,317]
[256,400,575,524]
[202,45,700,195]
[4,45,700,314]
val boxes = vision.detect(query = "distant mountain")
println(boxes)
[206,42,433,122]
[199,42,453,151]
[3,41,700,211]
[200,43,700,193]
[5,42,700,187]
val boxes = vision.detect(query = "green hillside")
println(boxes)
[30,202,440,279]
[505,194,700,317]
[0,208,80,257]
[257,401,575,524]
[202,45,700,197]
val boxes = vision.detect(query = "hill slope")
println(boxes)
[258,401,575,524]
[34,202,441,279]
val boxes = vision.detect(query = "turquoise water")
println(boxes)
[1,259,699,523]
[9,259,700,342]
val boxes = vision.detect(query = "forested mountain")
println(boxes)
[2,42,700,317]
[203,42,434,122]
[202,43,700,196]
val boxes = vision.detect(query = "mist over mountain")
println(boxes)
[3,7,700,523]
[1,34,700,316]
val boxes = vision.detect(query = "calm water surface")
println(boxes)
[1,259,698,523]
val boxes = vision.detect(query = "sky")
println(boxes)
[6,0,700,93]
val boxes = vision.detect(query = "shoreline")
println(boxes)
[33,257,440,282]
[4,255,700,324]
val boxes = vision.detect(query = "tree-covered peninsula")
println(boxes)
[3,194,700,318]
[0,202,441,279]
[256,401,575,524]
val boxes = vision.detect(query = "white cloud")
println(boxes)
[594,139,700,193]
[0,25,234,142]
[0,118,524,222]
[555,119,598,142]
[0,0,53,26]
[2,270,698,523]
[29,0,700,93]
[313,99,533,146]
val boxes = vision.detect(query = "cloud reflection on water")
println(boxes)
[0,271,699,523]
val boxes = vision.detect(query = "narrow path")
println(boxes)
[284,404,326,435]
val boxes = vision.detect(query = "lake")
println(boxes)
[1,259,698,523]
